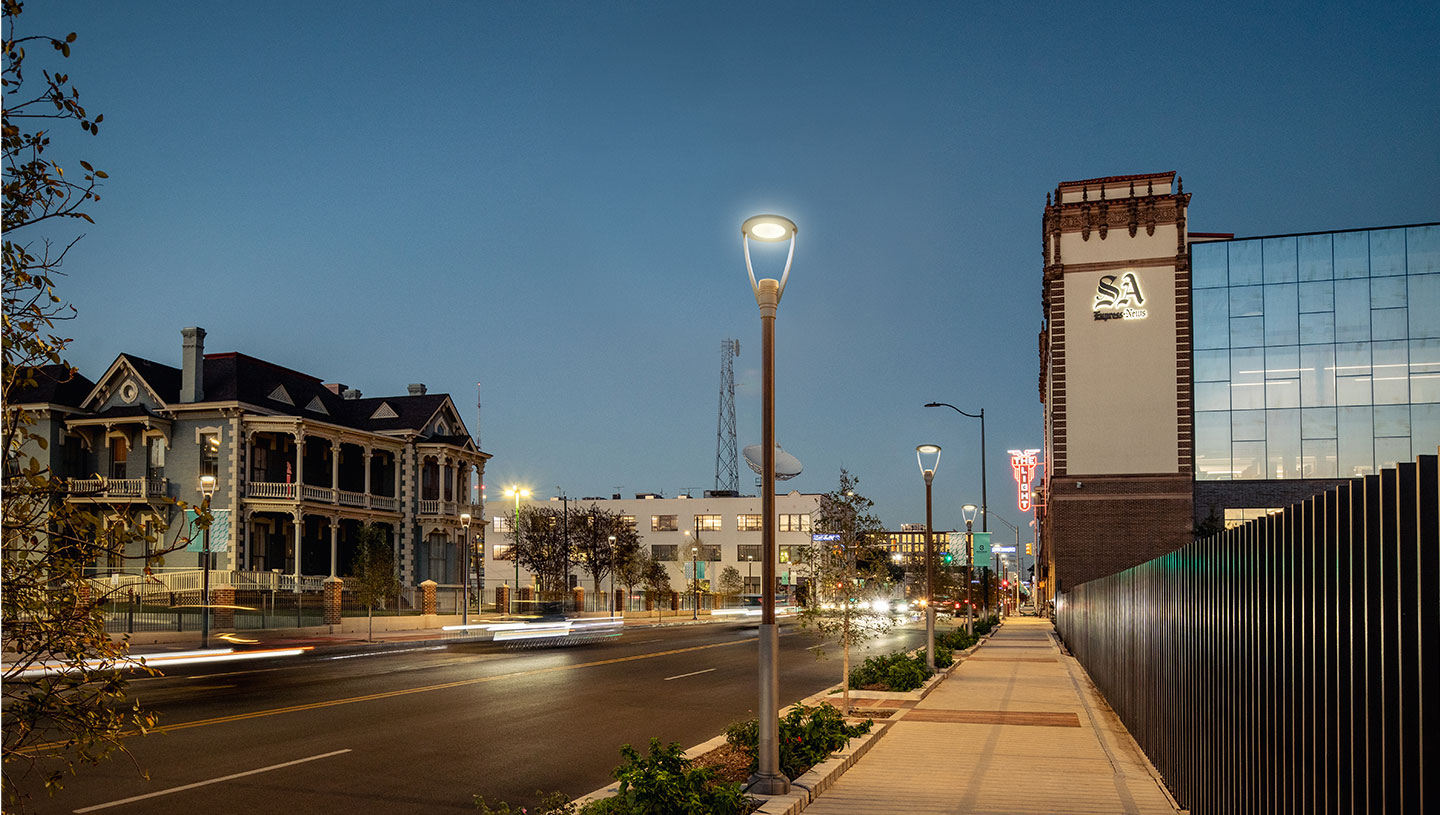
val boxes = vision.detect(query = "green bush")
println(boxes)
[726,702,872,781]
[937,629,977,652]
[593,738,748,815]
[973,614,1000,637]
[934,645,953,668]
[847,650,933,692]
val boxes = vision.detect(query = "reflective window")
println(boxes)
[1334,231,1370,278]
[1334,279,1370,342]
[1374,404,1410,437]
[1372,308,1408,341]
[1337,406,1374,477]
[1228,240,1262,285]
[1230,286,1264,317]
[1231,348,1266,409]
[1194,412,1231,479]
[1194,349,1230,382]
[1299,312,1336,344]
[1266,379,1300,409]
[1301,407,1337,439]
[1413,404,1440,455]
[1194,289,1229,349]
[1268,409,1301,478]
[1372,277,1408,309]
[1264,285,1299,345]
[1263,237,1298,283]
[1298,281,1334,313]
[1232,441,1266,479]
[1302,439,1338,478]
[1372,341,1409,404]
[1298,234,1334,281]
[1411,338,1440,403]
[1375,437,1411,470]
[1232,409,1266,441]
[1369,228,1406,276]
[1192,242,1228,288]
[1196,382,1230,412]
[1299,345,1337,406]
[1231,316,1264,348]
[1410,275,1440,338]
[1409,225,1440,274]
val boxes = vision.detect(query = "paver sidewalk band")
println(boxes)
[898,709,1081,727]
[964,656,1058,662]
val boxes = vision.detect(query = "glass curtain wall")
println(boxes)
[1192,224,1440,480]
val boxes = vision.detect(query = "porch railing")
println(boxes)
[337,489,367,507]
[247,481,296,499]
[68,476,169,500]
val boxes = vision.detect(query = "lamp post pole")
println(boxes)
[924,402,987,533]
[504,486,529,615]
[743,213,796,796]
[608,534,617,615]
[460,513,472,626]
[747,555,754,594]
[962,504,977,636]
[916,445,941,673]
[198,474,216,649]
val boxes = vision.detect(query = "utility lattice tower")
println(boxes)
[714,339,740,494]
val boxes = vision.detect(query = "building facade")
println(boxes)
[11,327,488,588]
[482,491,823,599]
[1038,170,1439,600]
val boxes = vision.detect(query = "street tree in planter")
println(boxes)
[716,565,744,602]
[641,549,673,615]
[349,524,400,641]
[613,536,647,614]
[796,470,896,716]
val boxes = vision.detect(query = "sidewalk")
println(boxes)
[801,617,1180,815]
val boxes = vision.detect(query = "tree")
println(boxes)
[509,505,572,600]
[348,524,400,642]
[640,549,672,614]
[610,525,644,614]
[1,7,178,810]
[570,505,640,612]
[796,470,896,716]
[716,565,743,600]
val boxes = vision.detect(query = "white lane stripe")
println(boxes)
[663,668,716,681]
[72,749,352,813]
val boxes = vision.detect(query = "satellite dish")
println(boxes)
[743,443,803,481]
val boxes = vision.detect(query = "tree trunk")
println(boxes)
[367,603,374,642]
[841,609,851,717]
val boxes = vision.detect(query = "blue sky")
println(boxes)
[15,1,1438,533]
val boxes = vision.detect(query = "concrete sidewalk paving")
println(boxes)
[801,617,1180,815]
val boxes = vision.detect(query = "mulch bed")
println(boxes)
[692,741,753,785]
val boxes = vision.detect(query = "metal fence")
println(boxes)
[1055,453,1437,814]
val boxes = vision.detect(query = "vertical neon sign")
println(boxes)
[1008,449,1041,512]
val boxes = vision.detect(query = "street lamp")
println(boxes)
[608,534,617,616]
[691,544,700,620]
[747,554,754,595]
[924,402,987,534]
[503,486,530,615]
[460,513,472,626]
[962,503,978,635]
[986,511,1023,617]
[916,444,941,672]
[743,211,796,796]
[198,474,217,649]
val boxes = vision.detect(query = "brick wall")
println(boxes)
[1049,473,1192,590]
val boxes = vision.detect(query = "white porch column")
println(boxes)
[362,446,372,506]
[330,440,340,491]
[292,509,303,581]
[294,430,305,493]
[329,517,339,578]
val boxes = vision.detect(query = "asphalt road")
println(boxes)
[13,620,925,815]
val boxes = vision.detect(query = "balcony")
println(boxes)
[69,476,169,502]
[245,481,399,514]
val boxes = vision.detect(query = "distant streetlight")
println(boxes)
[916,444,941,672]
[198,474,217,649]
[503,486,530,615]
[460,513,472,626]
[691,544,700,620]
[742,211,796,796]
[962,503,978,635]
[608,534,617,616]
[747,554,755,594]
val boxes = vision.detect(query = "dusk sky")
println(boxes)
[17,1,1438,534]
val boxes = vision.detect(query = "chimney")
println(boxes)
[181,327,205,403]
[407,383,427,396]
[342,388,363,400]
[323,383,347,395]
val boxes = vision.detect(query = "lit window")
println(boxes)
[737,514,763,532]
[694,514,722,532]
[651,515,678,532]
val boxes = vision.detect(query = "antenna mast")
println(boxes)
[714,339,740,494]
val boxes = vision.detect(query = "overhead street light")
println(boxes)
[924,402,987,534]
[742,211,796,797]
[460,512,472,626]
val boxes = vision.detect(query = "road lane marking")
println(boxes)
[663,668,716,681]
[71,749,352,812]
[25,637,752,754]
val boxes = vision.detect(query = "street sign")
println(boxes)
[971,532,991,564]
[184,509,231,553]
[995,545,1016,553]
[811,533,840,542]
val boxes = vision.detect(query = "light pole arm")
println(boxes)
[924,401,987,532]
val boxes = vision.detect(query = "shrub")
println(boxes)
[847,649,933,692]
[476,790,576,814]
[934,645,953,668]
[973,614,1000,637]
[600,738,749,815]
[937,629,977,652]
[726,702,872,780]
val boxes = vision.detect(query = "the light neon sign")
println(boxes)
[1093,272,1147,321]
[1008,449,1041,512]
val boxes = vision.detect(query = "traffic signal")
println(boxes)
[942,551,953,565]
[1025,543,1033,556]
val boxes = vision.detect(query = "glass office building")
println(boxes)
[1191,224,1440,484]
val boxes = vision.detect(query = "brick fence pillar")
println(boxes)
[518,586,534,604]
[614,589,624,614]
[572,586,584,612]
[670,591,679,612]
[495,585,510,614]
[212,585,235,629]
[76,582,92,612]
[420,579,437,615]
[323,577,343,625]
